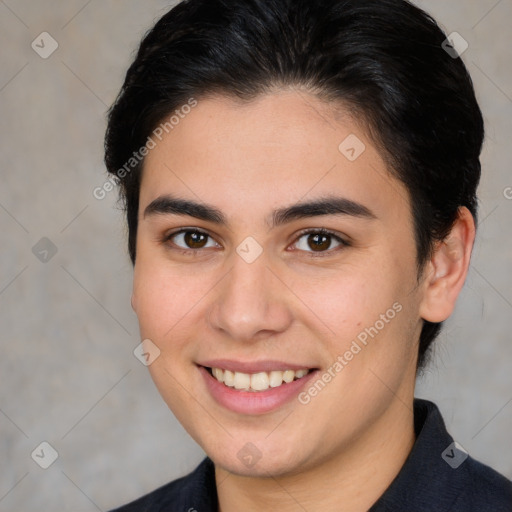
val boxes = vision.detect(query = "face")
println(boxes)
[132,91,425,477]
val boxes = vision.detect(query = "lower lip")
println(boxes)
[199,365,318,415]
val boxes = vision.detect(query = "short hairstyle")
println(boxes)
[104,0,484,369]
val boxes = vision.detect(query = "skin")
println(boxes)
[131,90,475,511]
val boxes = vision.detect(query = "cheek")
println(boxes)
[293,262,399,339]
[133,258,205,343]
[299,257,417,389]
[133,261,206,418]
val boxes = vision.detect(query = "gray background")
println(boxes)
[0,1,511,510]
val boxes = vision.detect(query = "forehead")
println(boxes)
[139,91,411,228]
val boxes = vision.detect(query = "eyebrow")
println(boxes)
[143,194,377,228]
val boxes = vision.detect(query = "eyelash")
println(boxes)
[161,227,349,258]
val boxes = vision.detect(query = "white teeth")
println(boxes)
[212,367,224,383]
[269,370,284,388]
[223,370,235,387]
[250,372,270,391]
[282,370,295,383]
[210,367,310,391]
[233,372,251,390]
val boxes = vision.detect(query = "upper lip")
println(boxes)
[198,359,316,374]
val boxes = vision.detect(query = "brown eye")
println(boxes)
[293,229,346,255]
[307,233,332,251]
[184,231,208,248]
[166,229,218,251]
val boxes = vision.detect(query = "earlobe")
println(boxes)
[419,207,476,323]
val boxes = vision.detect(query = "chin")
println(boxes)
[203,434,313,479]
[213,452,301,478]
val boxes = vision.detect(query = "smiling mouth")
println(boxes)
[204,366,312,392]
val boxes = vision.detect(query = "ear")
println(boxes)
[418,206,476,323]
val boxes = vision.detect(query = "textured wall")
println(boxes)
[0,1,510,510]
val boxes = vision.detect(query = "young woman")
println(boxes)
[104,0,512,510]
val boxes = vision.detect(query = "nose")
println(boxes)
[207,249,293,343]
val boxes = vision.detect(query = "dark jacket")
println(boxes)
[110,399,512,511]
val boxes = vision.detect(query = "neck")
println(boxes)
[215,397,416,512]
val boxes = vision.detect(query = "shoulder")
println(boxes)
[108,457,217,512]
[454,456,512,511]
[371,399,512,512]
[416,399,512,511]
